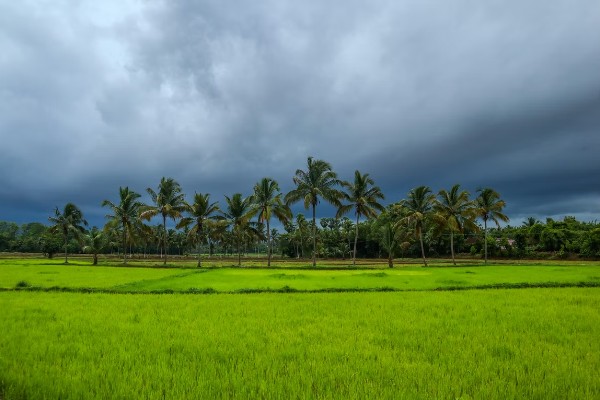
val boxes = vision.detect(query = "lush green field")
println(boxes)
[1,288,599,399]
[1,258,599,398]
[1,258,600,293]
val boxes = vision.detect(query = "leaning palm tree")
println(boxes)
[48,203,88,264]
[223,193,258,267]
[252,178,292,267]
[433,184,478,265]
[101,186,143,264]
[140,177,186,265]
[285,157,343,267]
[336,170,385,266]
[401,186,435,266]
[476,187,509,264]
[177,193,221,268]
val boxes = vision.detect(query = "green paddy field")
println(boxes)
[1,257,599,399]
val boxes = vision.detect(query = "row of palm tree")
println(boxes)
[398,185,508,266]
[48,156,507,266]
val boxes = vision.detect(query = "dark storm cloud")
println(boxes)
[1,0,599,226]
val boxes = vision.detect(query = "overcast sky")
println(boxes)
[1,0,599,228]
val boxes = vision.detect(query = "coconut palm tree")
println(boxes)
[223,193,258,267]
[476,187,509,264]
[140,177,186,265]
[251,178,292,267]
[337,170,385,266]
[177,193,221,268]
[48,203,88,264]
[433,184,478,265]
[83,228,106,265]
[401,186,435,266]
[101,186,143,264]
[522,217,539,228]
[285,157,343,267]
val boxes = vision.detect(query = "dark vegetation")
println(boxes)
[0,157,598,264]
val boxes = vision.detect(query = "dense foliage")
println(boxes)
[0,157,598,262]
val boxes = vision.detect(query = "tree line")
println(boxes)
[2,156,597,266]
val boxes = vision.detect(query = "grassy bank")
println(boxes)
[1,258,600,293]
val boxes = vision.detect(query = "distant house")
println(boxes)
[496,238,515,250]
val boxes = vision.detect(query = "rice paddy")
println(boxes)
[1,257,599,399]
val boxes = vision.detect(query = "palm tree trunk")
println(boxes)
[419,227,427,267]
[237,231,242,267]
[312,204,317,267]
[93,254,98,266]
[388,253,393,268]
[64,232,68,264]
[163,215,167,265]
[353,214,359,266]
[484,219,488,264]
[122,226,127,264]
[197,232,202,268]
[450,231,456,266]
[266,218,271,267]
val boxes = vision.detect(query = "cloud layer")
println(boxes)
[1,0,599,226]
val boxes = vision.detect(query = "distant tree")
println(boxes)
[48,203,88,264]
[285,157,343,267]
[223,193,258,267]
[401,186,435,266]
[177,193,221,267]
[140,177,186,265]
[522,217,539,228]
[476,188,509,263]
[433,184,478,265]
[39,229,63,259]
[252,178,292,267]
[83,228,106,265]
[102,186,143,264]
[337,170,385,266]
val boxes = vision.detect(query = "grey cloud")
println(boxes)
[1,0,599,227]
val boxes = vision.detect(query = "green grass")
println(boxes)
[2,258,600,293]
[1,288,599,399]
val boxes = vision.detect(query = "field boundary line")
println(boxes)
[2,281,600,295]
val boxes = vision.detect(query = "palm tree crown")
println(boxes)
[140,177,186,265]
[433,184,478,265]
[252,178,292,267]
[177,193,221,267]
[223,193,258,266]
[476,187,509,263]
[83,228,106,265]
[337,170,385,266]
[285,156,343,266]
[48,203,88,264]
[401,186,435,266]
[102,186,143,264]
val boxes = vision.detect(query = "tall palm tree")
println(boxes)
[252,178,292,267]
[285,157,343,267]
[83,228,106,266]
[336,170,385,266]
[476,187,509,264]
[177,193,221,268]
[48,203,88,264]
[101,186,143,264]
[433,184,478,265]
[140,177,186,265]
[401,186,435,266]
[295,214,309,258]
[223,193,258,267]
